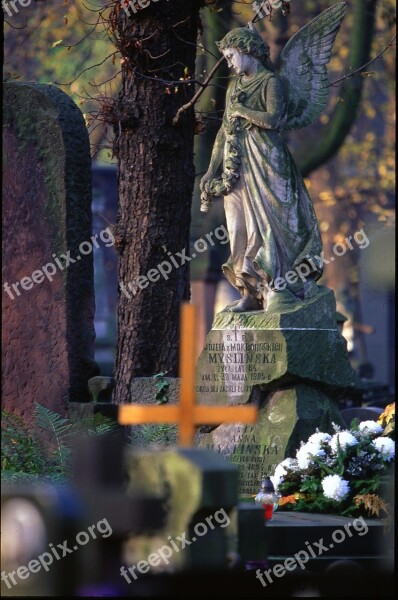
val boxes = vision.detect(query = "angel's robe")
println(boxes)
[221,67,323,299]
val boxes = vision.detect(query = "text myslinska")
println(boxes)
[209,353,277,364]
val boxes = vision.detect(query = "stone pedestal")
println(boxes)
[196,287,360,497]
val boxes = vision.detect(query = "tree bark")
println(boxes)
[111,1,200,403]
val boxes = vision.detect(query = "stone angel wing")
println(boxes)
[279,2,347,131]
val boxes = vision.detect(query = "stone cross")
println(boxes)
[118,304,258,446]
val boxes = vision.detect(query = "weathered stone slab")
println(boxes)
[198,384,345,497]
[196,287,359,406]
[265,511,391,574]
[2,82,97,423]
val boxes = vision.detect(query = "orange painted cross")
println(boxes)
[118,303,258,447]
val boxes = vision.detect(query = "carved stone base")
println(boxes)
[195,286,360,406]
[197,384,344,497]
[195,286,359,497]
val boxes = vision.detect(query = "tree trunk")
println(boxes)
[296,0,378,176]
[110,1,200,403]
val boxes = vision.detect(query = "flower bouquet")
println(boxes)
[271,403,395,518]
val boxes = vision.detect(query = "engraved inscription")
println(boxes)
[205,429,284,496]
[196,329,285,396]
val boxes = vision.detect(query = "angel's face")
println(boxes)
[223,48,251,75]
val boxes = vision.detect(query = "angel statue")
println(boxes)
[200,3,347,313]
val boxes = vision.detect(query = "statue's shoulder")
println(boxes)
[261,69,278,84]
[262,71,287,98]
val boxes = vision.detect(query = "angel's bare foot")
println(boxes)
[227,294,260,312]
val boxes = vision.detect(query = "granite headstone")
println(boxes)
[2,82,97,423]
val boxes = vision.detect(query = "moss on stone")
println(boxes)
[4,83,67,261]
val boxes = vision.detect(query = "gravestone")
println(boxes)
[122,447,238,573]
[2,82,97,423]
[197,287,360,496]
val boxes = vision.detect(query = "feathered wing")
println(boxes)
[279,2,347,131]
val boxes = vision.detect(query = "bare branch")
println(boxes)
[330,34,396,87]
[54,53,117,86]
[173,56,225,125]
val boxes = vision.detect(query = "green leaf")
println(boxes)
[154,372,167,379]
[34,403,73,476]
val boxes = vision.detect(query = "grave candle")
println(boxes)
[254,476,279,520]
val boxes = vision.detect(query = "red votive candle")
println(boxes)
[263,503,274,520]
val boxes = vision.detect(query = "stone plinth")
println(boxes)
[196,287,359,406]
[199,385,345,497]
[196,287,359,496]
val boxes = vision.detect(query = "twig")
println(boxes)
[172,0,276,125]
[173,56,225,125]
[54,53,116,86]
[329,34,396,87]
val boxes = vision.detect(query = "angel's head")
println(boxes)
[217,28,274,73]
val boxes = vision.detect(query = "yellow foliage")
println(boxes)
[377,402,395,426]
[319,220,329,232]
[278,493,307,506]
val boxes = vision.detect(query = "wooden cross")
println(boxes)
[118,303,258,447]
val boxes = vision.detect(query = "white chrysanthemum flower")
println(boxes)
[358,421,383,436]
[270,475,282,491]
[321,474,350,501]
[330,431,358,453]
[296,443,326,470]
[307,432,332,446]
[280,457,299,471]
[270,463,288,491]
[372,437,395,461]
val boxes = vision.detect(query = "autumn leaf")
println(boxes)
[279,495,297,506]
[354,494,389,517]
[195,119,206,135]
[279,493,307,506]
[377,402,395,426]
[50,40,63,49]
